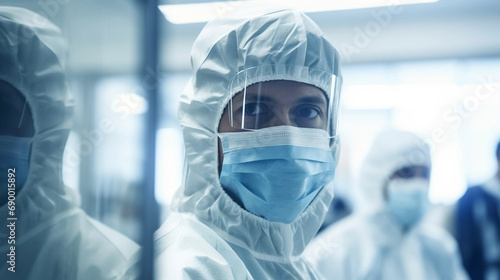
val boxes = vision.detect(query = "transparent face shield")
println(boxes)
[227,66,342,138]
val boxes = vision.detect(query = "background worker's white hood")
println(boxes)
[356,130,432,212]
[172,4,342,258]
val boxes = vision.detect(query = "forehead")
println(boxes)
[232,80,326,104]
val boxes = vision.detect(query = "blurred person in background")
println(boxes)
[305,130,468,280]
[0,7,138,279]
[140,3,342,279]
[456,140,500,280]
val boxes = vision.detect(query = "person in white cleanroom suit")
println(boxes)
[146,4,342,279]
[304,130,469,280]
[0,7,138,280]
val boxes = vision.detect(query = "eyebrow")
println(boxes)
[295,96,328,105]
[233,92,275,103]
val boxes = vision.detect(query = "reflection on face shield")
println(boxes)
[0,80,35,137]
[229,81,329,130]
[228,67,341,137]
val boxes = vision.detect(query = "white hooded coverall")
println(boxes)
[0,7,138,280]
[304,130,469,280]
[149,4,342,280]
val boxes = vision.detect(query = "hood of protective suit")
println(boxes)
[357,130,431,212]
[0,7,76,232]
[173,4,341,258]
[0,8,139,279]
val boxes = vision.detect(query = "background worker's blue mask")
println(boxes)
[0,136,32,205]
[219,126,336,224]
[387,178,429,228]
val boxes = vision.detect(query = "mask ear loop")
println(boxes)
[18,99,28,129]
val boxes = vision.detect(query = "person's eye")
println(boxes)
[245,103,269,116]
[397,167,415,178]
[294,105,321,119]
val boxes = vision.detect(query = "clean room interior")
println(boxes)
[1,0,500,279]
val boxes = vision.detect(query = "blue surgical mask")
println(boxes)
[219,126,336,224]
[387,178,429,228]
[0,136,32,205]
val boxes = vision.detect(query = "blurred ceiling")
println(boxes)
[3,0,500,74]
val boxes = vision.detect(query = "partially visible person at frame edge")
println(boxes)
[0,7,138,280]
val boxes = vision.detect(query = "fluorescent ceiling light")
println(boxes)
[159,0,438,24]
